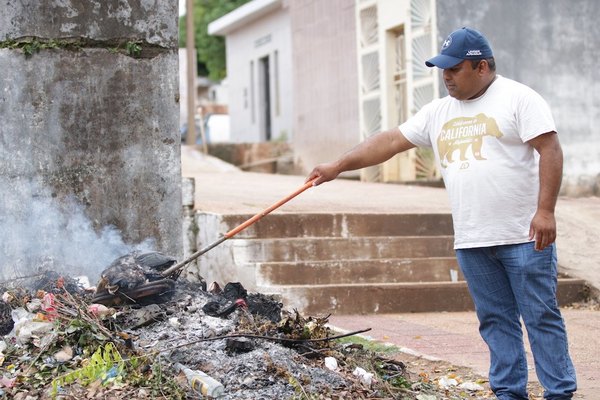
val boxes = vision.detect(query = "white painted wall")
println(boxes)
[436,0,600,195]
[223,6,292,143]
[208,78,229,105]
[289,0,360,174]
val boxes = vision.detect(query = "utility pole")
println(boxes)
[185,0,197,147]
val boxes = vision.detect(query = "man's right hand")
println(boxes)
[306,162,341,186]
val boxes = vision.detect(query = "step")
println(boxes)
[254,257,462,286]
[196,212,454,239]
[231,236,455,263]
[275,279,589,315]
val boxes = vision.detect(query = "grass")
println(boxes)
[335,333,401,356]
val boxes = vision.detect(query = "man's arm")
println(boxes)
[306,128,415,185]
[527,131,563,251]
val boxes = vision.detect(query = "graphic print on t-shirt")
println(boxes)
[437,113,503,168]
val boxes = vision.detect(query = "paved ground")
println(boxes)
[329,308,599,399]
[182,147,600,399]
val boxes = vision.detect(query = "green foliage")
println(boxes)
[288,374,320,400]
[124,356,187,399]
[0,38,143,58]
[179,0,252,80]
[50,344,186,399]
[282,369,320,400]
[51,342,124,398]
[0,38,59,57]
[147,360,187,398]
[336,335,400,356]
[375,363,412,389]
[64,316,109,348]
[22,40,41,56]
[334,335,413,392]
[126,41,142,57]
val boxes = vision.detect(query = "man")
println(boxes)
[307,27,576,399]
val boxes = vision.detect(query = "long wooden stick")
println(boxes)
[161,178,317,277]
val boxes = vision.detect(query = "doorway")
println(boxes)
[258,56,272,141]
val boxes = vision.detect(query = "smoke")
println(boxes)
[0,177,155,284]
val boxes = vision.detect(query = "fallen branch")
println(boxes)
[166,327,372,351]
[56,290,116,341]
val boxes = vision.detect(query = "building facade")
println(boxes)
[212,0,600,193]
[209,0,293,143]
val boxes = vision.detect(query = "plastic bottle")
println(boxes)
[175,363,225,398]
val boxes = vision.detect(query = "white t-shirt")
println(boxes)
[399,76,556,249]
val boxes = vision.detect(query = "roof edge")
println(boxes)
[208,0,283,36]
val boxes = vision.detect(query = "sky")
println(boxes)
[179,0,186,16]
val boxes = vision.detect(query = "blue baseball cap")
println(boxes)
[426,27,493,69]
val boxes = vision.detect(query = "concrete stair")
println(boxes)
[195,212,588,315]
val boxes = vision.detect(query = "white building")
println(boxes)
[209,0,293,143]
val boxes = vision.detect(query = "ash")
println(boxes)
[131,282,350,399]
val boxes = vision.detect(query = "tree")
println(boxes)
[179,0,251,81]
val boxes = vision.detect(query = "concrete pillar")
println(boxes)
[181,177,201,281]
[0,1,181,281]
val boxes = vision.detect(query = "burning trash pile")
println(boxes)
[1,252,490,399]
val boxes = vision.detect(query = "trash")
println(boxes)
[101,365,120,385]
[92,278,177,307]
[87,304,115,319]
[54,345,74,362]
[25,298,42,313]
[324,356,338,371]
[450,268,459,282]
[75,275,92,290]
[169,317,182,329]
[0,376,16,388]
[41,292,58,321]
[11,307,53,345]
[92,251,179,306]
[459,381,485,391]
[201,282,283,324]
[2,292,14,303]
[202,299,243,318]
[225,337,255,353]
[438,375,459,388]
[416,394,438,400]
[96,252,177,294]
[124,304,165,329]
[175,362,225,398]
[353,366,374,387]
[208,282,222,295]
[0,301,13,335]
[0,271,489,398]
[30,269,86,295]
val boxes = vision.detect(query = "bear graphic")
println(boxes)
[437,113,503,168]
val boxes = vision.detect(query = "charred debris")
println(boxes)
[0,252,469,399]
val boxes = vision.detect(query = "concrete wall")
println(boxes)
[289,0,360,173]
[0,1,181,281]
[436,0,600,195]
[224,5,293,143]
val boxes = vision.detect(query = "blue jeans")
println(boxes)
[456,242,576,400]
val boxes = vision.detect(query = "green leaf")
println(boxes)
[51,342,125,399]
[126,41,142,57]
[179,0,252,80]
